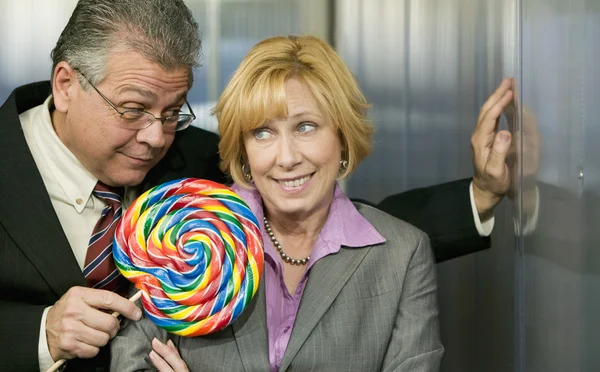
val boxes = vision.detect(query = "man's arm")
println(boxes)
[374,79,515,263]
[0,302,48,371]
[377,179,489,263]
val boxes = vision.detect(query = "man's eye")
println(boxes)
[164,109,182,118]
[122,107,144,112]
[121,109,145,120]
[253,128,272,140]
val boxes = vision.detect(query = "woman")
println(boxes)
[111,35,443,372]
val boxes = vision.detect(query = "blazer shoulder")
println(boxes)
[143,125,226,188]
[354,202,428,248]
[174,126,220,153]
[0,81,51,118]
[182,125,220,142]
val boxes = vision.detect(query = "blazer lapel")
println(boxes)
[279,246,373,371]
[0,85,86,298]
[232,276,270,372]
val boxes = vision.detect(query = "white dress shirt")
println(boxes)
[470,182,495,236]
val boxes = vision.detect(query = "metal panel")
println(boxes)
[336,1,519,371]
[0,0,78,99]
[338,0,600,371]
[521,0,600,370]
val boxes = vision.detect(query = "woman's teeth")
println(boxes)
[280,175,311,188]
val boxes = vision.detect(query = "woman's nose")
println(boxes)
[276,136,302,169]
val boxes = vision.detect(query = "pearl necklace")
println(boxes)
[263,216,310,265]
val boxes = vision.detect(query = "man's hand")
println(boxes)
[471,78,514,220]
[46,286,142,361]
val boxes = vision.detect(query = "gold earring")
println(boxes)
[339,159,348,173]
[242,164,253,182]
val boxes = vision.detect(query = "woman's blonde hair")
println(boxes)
[214,35,373,188]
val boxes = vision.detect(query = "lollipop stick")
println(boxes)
[45,290,143,372]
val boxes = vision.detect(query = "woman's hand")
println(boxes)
[149,338,189,372]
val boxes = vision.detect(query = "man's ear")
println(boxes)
[52,62,78,114]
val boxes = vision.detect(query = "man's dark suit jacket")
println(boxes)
[0,82,488,371]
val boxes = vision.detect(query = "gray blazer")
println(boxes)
[110,203,443,371]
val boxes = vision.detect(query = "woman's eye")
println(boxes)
[298,122,317,133]
[253,128,272,140]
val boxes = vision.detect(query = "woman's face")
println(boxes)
[243,78,343,220]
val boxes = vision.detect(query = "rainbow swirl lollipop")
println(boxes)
[113,178,263,336]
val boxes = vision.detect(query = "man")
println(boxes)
[0,1,512,371]
[0,1,220,371]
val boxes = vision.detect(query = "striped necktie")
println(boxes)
[83,181,124,292]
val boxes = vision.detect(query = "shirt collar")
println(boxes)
[31,96,97,213]
[321,184,386,248]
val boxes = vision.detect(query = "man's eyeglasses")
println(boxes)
[75,69,195,131]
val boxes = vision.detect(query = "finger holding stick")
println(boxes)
[45,290,142,372]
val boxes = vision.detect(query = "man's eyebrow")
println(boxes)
[172,91,188,106]
[116,85,158,101]
[116,86,188,107]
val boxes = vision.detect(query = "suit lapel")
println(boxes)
[0,84,86,298]
[232,276,270,372]
[279,246,372,371]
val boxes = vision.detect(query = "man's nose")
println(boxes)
[136,120,166,148]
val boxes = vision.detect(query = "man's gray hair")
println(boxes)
[51,0,202,88]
